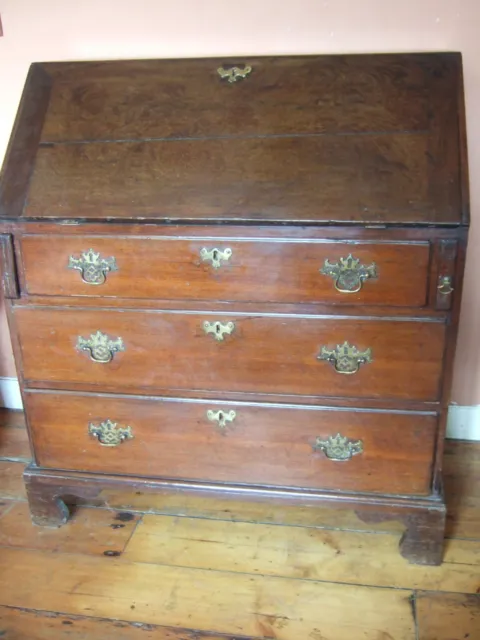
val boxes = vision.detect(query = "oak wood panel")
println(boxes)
[20,235,431,307]
[15,308,446,401]
[40,54,437,141]
[24,134,456,224]
[0,547,417,639]
[26,391,437,495]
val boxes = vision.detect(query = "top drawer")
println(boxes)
[20,235,430,307]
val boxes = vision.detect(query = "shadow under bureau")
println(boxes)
[0,53,469,564]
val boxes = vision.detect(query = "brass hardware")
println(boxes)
[200,247,232,269]
[318,341,372,375]
[207,409,236,430]
[437,275,454,296]
[320,254,377,293]
[88,419,133,447]
[203,321,235,341]
[217,65,252,83]
[313,433,363,461]
[77,330,125,363]
[68,248,117,285]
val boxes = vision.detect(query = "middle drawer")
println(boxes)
[16,307,445,401]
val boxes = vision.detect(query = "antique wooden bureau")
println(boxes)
[0,53,469,564]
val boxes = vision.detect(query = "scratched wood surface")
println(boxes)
[0,410,479,640]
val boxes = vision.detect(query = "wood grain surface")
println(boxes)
[15,307,446,401]
[20,235,431,307]
[25,391,437,495]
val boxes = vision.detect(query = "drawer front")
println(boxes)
[20,236,430,308]
[26,392,437,496]
[16,307,445,401]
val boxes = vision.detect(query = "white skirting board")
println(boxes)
[0,376,478,441]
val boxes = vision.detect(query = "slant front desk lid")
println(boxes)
[0,53,468,226]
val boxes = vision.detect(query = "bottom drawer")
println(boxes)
[25,391,437,496]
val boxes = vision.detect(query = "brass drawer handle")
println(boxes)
[207,409,236,430]
[68,248,117,285]
[200,247,232,269]
[317,341,372,375]
[320,254,377,293]
[203,321,235,341]
[77,330,125,363]
[313,433,363,461]
[437,275,454,295]
[217,65,252,83]
[89,419,133,446]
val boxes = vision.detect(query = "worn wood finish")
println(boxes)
[23,465,447,565]
[0,607,259,640]
[15,307,446,401]
[0,52,470,564]
[25,391,437,495]
[26,134,452,224]
[39,55,437,141]
[0,546,417,640]
[416,592,480,640]
[20,235,431,307]
[0,64,51,220]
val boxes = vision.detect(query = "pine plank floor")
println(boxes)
[0,409,478,640]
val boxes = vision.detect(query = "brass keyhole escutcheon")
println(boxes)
[203,321,235,341]
[217,65,252,83]
[200,247,232,269]
[207,409,236,431]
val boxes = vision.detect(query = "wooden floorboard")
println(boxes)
[0,411,479,639]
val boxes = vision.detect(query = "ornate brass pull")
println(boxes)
[313,433,363,461]
[437,276,454,296]
[207,409,236,430]
[203,321,235,341]
[88,419,133,446]
[217,65,252,83]
[318,341,372,375]
[77,330,125,363]
[200,247,232,269]
[68,249,117,285]
[320,254,377,293]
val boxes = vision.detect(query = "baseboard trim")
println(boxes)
[0,377,478,440]
[0,377,22,410]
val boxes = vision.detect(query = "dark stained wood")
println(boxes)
[20,234,431,307]
[0,64,51,219]
[24,134,456,224]
[0,235,19,298]
[23,464,447,564]
[25,391,437,495]
[0,53,470,564]
[15,307,446,401]
[39,55,435,141]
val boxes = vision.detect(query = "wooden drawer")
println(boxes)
[20,235,430,308]
[26,391,437,496]
[16,307,445,401]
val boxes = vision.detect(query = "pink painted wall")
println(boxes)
[0,0,479,404]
